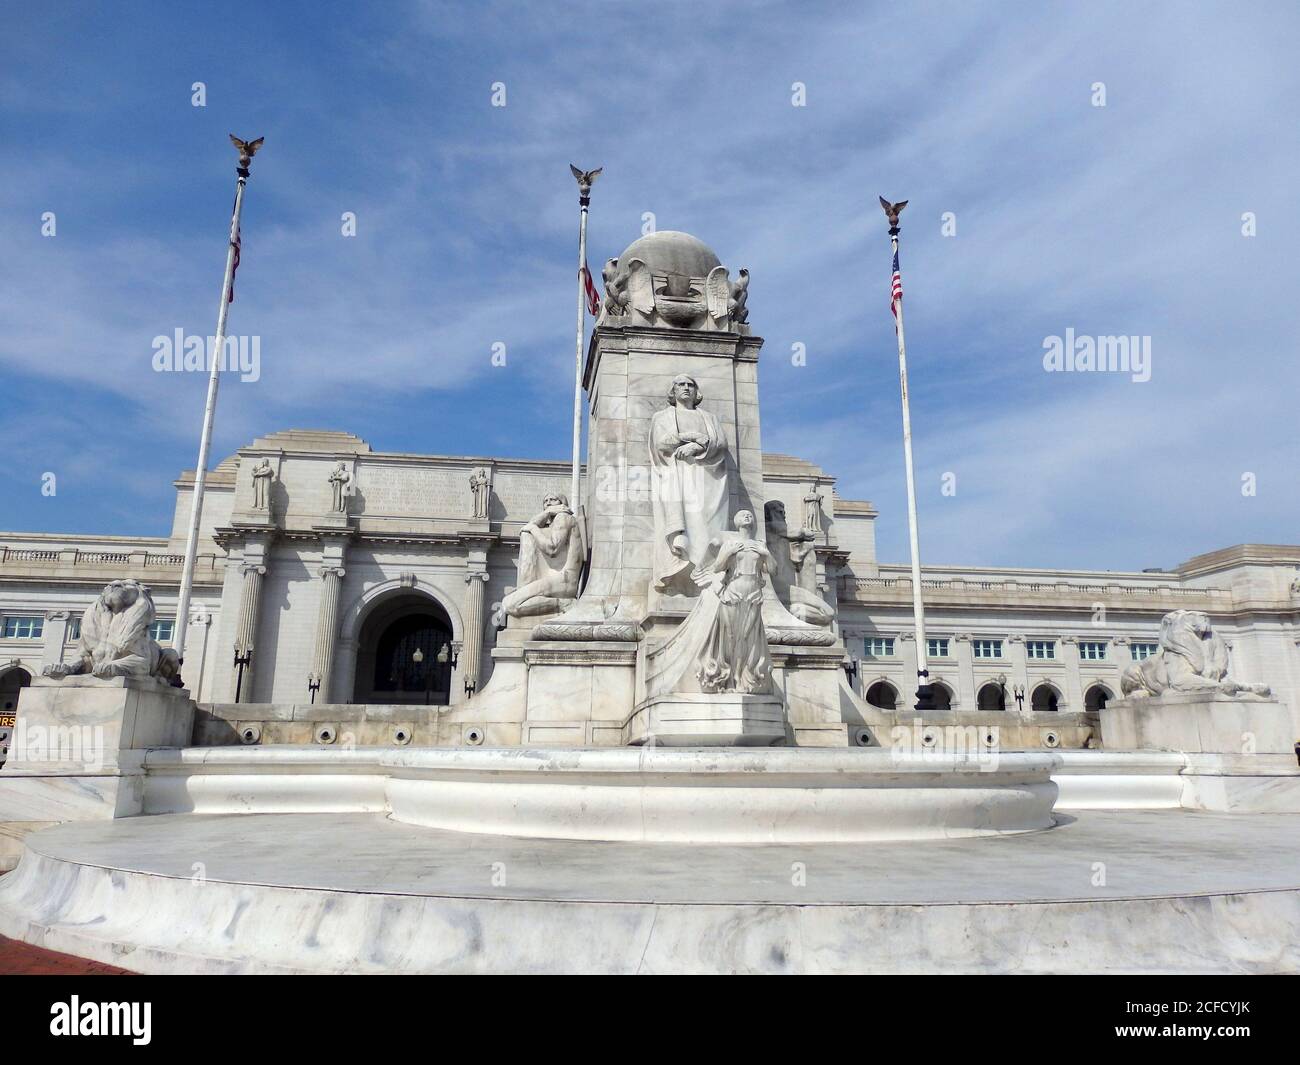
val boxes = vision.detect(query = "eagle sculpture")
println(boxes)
[570,164,602,197]
[229,135,265,168]
[879,196,908,228]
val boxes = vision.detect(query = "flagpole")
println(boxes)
[173,137,263,679]
[569,164,600,512]
[881,197,936,713]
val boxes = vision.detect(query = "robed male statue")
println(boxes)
[649,374,730,595]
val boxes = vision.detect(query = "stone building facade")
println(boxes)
[2,425,1297,751]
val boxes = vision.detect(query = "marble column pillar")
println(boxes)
[1008,634,1030,717]
[308,565,345,703]
[233,563,266,703]
[41,610,71,671]
[462,571,489,695]
[1062,636,1084,712]
[953,633,975,712]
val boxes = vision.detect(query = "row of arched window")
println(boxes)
[865,679,1112,713]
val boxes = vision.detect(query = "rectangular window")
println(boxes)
[1130,642,1158,661]
[67,618,81,641]
[863,637,895,658]
[972,639,1003,659]
[1026,640,1056,660]
[148,619,175,643]
[1079,641,1108,661]
[926,638,949,658]
[2,616,44,640]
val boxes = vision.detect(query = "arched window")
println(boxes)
[977,682,1005,712]
[865,681,898,711]
[930,683,953,712]
[1084,684,1111,711]
[1031,684,1060,712]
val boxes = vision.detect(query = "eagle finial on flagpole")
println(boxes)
[570,164,602,203]
[230,134,266,175]
[879,196,908,235]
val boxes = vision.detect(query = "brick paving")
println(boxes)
[0,934,136,975]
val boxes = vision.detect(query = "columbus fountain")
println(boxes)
[1,229,1298,973]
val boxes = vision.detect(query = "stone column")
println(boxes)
[1008,634,1030,716]
[233,563,266,703]
[41,610,71,671]
[1062,635,1084,712]
[308,566,345,703]
[462,571,489,695]
[953,633,976,712]
[896,632,918,710]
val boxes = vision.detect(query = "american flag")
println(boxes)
[582,262,601,316]
[889,247,902,323]
[227,197,241,304]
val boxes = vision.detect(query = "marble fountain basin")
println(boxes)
[380,746,1061,843]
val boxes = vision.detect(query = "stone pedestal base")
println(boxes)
[627,692,785,746]
[2,676,195,776]
[0,677,196,856]
[1102,693,1295,755]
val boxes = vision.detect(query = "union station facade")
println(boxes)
[2,426,1297,750]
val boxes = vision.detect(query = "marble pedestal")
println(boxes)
[1102,693,1295,755]
[2,676,195,775]
[0,677,196,867]
[627,692,784,746]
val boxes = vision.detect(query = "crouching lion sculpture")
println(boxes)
[1120,609,1270,698]
[43,579,181,684]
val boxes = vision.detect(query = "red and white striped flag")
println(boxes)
[227,197,241,304]
[889,247,902,325]
[582,262,601,316]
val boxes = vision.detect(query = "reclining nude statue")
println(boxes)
[647,510,774,696]
[43,579,181,683]
[1120,609,1271,698]
[502,493,584,618]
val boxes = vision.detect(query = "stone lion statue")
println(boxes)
[43,579,181,683]
[1119,609,1270,698]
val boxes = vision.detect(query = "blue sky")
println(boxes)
[2,0,1297,570]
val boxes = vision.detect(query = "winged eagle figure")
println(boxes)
[569,164,603,197]
[878,196,908,228]
[230,135,265,168]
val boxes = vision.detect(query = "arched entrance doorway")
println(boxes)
[1,667,31,763]
[865,681,898,711]
[977,682,1006,711]
[1085,684,1111,711]
[352,593,454,705]
[1031,683,1060,712]
[0,667,30,715]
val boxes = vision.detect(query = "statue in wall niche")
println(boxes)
[469,467,491,519]
[328,461,351,513]
[802,482,824,535]
[1119,610,1271,698]
[650,375,731,595]
[502,493,583,618]
[43,580,180,684]
[251,458,274,511]
[764,501,835,626]
[651,511,773,695]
